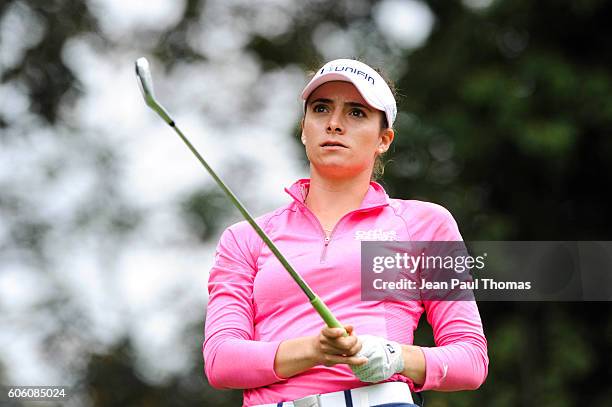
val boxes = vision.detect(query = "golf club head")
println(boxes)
[135,57,156,105]
[135,57,174,125]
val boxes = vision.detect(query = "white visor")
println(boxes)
[301,59,397,127]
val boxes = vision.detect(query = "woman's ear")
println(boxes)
[379,128,395,151]
[300,117,307,145]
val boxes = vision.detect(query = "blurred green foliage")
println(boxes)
[180,188,235,241]
[1,0,611,406]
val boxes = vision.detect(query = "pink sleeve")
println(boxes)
[412,207,489,391]
[414,300,489,391]
[203,224,285,389]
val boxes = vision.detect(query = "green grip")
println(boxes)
[310,295,348,337]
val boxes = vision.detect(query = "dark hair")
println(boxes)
[371,67,397,181]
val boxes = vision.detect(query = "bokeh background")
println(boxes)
[1,0,611,406]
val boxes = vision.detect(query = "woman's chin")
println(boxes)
[312,162,370,179]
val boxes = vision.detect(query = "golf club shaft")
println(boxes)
[134,57,345,333]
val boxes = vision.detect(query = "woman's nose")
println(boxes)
[326,109,344,134]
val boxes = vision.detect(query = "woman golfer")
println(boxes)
[204,59,488,407]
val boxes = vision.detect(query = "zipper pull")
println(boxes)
[324,236,330,245]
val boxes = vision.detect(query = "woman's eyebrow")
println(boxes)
[309,98,333,105]
[309,98,371,111]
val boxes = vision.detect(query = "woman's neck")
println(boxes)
[304,168,372,232]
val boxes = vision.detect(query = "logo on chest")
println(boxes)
[354,229,397,241]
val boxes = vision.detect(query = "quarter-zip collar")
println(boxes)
[284,178,390,210]
[284,178,390,262]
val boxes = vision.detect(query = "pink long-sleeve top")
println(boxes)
[204,179,488,406]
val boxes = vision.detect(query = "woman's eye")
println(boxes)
[350,109,365,118]
[313,104,328,113]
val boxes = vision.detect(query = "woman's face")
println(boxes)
[301,81,394,179]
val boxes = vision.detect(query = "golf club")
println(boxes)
[134,57,345,333]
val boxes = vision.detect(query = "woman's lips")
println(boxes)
[321,145,348,151]
[320,141,348,148]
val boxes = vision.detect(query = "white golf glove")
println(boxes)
[351,335,404,382]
